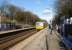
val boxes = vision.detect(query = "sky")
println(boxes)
[0,0,56,23]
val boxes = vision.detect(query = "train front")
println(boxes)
[35,22,44,30]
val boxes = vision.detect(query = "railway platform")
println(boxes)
[7,27,62,50]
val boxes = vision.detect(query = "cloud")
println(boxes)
[43,8,52,14]
[40,8,54,23]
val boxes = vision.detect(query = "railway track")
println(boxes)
[0,28,38,50]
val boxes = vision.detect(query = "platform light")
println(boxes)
[70,17,72,24]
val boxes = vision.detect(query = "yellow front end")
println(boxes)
[36,26,44,30]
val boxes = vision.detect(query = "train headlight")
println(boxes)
[66,19,70,24]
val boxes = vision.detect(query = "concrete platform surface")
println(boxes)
[8,28,48,50]
[47,30,61,50]
[8,28,61,50]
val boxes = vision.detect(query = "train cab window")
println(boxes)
[64,24,72,35]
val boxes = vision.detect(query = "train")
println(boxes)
[35,21,48,30]
[36,22,44,30]
[57,16,72,50]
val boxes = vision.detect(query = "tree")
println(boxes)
[53,0,72,25]
[0,3,42,26]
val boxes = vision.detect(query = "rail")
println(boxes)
[0,27,35,34]
[0,27,35,38]
[0,27,36,49]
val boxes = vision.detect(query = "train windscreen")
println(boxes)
[64,24,72,35]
